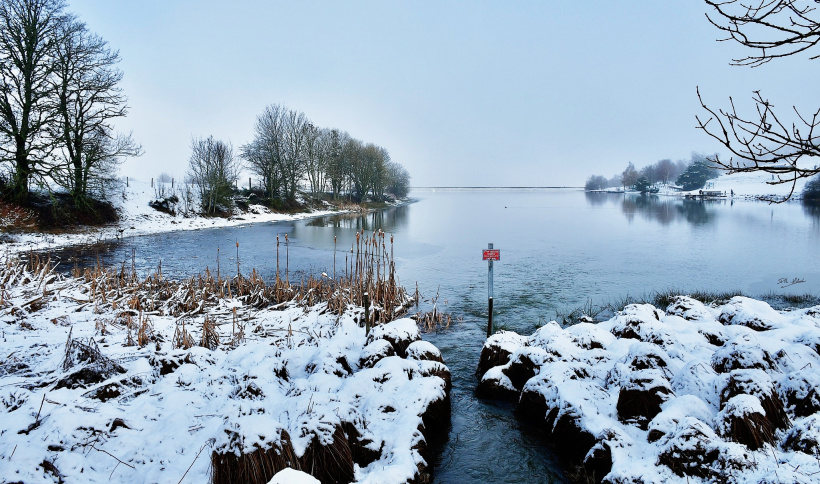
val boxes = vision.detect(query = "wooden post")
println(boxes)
[364,292,370,334]
[171,177,174,188]
[488,297,494,338]
[249,177,252,191]
[126,176,129,187]
[487,242,494,337]
[151,177,153,188]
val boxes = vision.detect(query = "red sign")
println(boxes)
[483,249,500,261]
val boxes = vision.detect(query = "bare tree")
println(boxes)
[697,0,820,200]
[187,136,238,215]
[303,125,328,200]
[326,129,349,200]
[639,164,659,186]
[0,0,66,201]
[281,109,308,202]
[52,19,140,205]
[385,159,411,198]
[621,162,638,191]
[346,138,371,202]
[370,146,389,201]
[655,159,675,185]
[241,103,286,202]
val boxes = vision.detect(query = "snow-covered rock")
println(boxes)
[477,299,820,483]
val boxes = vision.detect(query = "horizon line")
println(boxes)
[411,186,583,189]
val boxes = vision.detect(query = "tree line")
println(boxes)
[188,103,411,215]
[0,0,139,207]
[585,154,719,192]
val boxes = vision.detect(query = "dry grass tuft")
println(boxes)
[173,319,195,350]
[200,316,220,350]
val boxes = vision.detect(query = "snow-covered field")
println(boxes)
[0,260,450,483]
[477,297,820,483]
[600,170,813,200]
[1,179,345,255]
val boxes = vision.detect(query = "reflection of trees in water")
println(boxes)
[606,194,717,226]
[307,205,410,232]
[584,192,613,207]
[803,201,820,222]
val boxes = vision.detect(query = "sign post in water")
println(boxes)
[483,243,500,337]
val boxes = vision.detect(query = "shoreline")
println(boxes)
[1,179,415,257]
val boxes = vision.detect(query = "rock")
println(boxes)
[715,394,775,450]
[476,330,526,377]
[406,340,444,363]
[717,296,783,331]
[646,395,714,444]
[568,322,616,350]
[609,304,664,340]
[475,366,519,401]
[718,369,790,431]
[783,414,820,455]
[417,360,452,394]
[711,338,777,373]
[267,468,320,484]
[623,342,672,378]
[779,370,820,418]
[665,296,716,323]
[502,350,540,391]
[616,370,674,430]
[365,318,420,358]
[657,417,721,479]
[359,339,395,369]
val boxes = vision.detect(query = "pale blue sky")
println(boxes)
[69,0,819,186]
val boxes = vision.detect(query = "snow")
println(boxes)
[478,297,820,483]
[268,467,320,484]
[0,260,448,483]
[598,170,814,200]
[1,179,347,255]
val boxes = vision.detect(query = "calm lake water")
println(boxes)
[50,189,820,483]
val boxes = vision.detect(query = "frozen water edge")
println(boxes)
[0,260,450,483]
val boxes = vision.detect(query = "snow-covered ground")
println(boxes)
[0,260,450,483]
[599,170,813,200]
[704,171,811,199]
[477,297,820,483]
[1,179,346,255]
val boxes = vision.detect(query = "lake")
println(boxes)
[50,188,820,483]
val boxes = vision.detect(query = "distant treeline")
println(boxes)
[189,103,412,214]
[585,153,719,192]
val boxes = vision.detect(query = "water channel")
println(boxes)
[49,189,820,482]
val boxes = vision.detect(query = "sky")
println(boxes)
[67,0,820,187]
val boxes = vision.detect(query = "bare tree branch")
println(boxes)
[699,0,820,201]
[705,0,820,67]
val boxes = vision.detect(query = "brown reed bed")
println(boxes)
[45,229,415,335]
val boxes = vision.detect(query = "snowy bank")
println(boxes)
[476,296,820,483]
[0,259,450,483]
[593,170,814,201]
[0,179,373,255]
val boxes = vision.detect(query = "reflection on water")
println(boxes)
[306,204,409,232]
[803,200,820,222]
[586,192,717,225]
